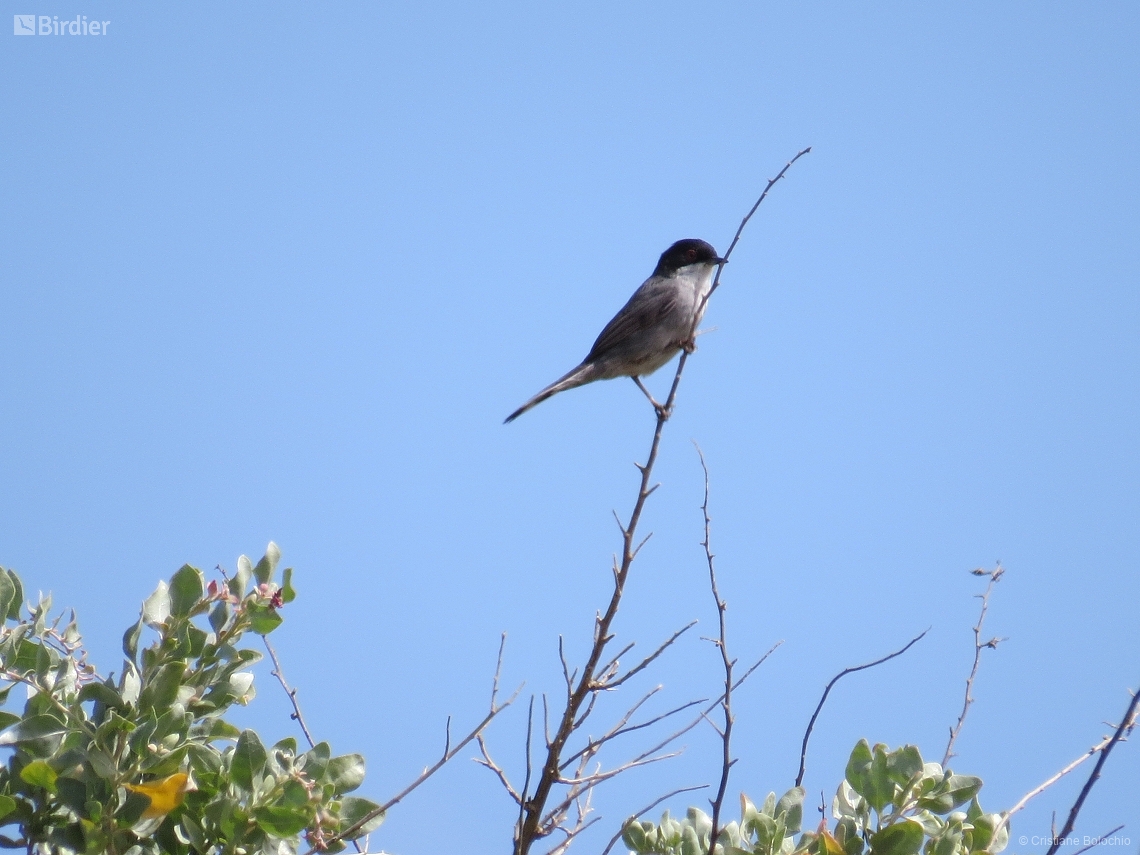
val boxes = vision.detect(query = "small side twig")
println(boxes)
[994,688,1139,842]
[263,636,317,749]
[1043,686,1140,855]
[796,629,929,787]
[943,564,1006,766]
[1070,825,1125,855]
[695,443,734,855]
[307,636,519,854]
[600,786,710,855]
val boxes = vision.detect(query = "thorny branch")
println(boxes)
[1043,686,1140,855]
[508,149,810,855]
[796,629,929,787]
[306,634,518,855]
[695,443,735,855]
[263,636,317,749]
[993,686,1139,844]
[943,564,1005,767]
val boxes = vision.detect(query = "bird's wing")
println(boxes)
[584,283,678,361]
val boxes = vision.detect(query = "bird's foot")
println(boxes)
[633,376,671,420]
[679,337,697,354]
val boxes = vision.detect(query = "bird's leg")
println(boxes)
[632,377,670,420]
[679,337,697,354]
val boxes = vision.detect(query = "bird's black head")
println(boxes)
[653,238,725,276]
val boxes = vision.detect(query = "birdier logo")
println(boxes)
[13,14,111,36]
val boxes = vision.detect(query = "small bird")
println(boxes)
[124,771,194,819]
[505,238,725,423]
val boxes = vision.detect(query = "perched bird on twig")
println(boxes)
[505,238,725,423]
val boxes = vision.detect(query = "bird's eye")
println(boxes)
[686,248,697,260]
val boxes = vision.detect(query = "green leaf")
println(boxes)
[87,748,119,780]
[280,567,296,603]
[864,744,896,812]
[142,582,171,629]
[0,712,20,733]
[120,663,142,706]
[338,797,384,837]
[179,812,207,851]
[299,742,331,781]
[80,682,124,709]
[0,795,16,821]
[0,571,15,624]
[54,776,87,812]
[869,819,925,855]
[230,556,252,600]
[326,754,366,793]
[253,804,308,837]
[944,775,982,810]
[247,602,282,635]
[886,745,924,786]
[775,786,805,834]
[845,740,883,806]
[4,570,23,621]
[253,543,280,586]
[280,779,308,808]
[123,617,144,662]
[141,663,186,712]
[231,730,268,792]
[169,566,204,618]
[623,820,649,851]
[0,714,68,745]
[208,601,231,634]
[20,759,58,791]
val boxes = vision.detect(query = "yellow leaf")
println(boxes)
[818,829,846,855]
[124,772,192,818]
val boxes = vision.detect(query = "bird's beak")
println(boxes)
[715,257,728,266]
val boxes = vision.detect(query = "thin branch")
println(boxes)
[476,735,522,805]
[600,786,709,855]
[597,641,638,685]
[796,629,929,787]
[1069,825,1126,855]
[309,644,519,854]
[561,695,705,771]
[994,690,1139,842]
[513,150,810,855]
[943,565,1005,767]
[695,443,733,855]
[607,621,698,689]
[1044,687,1140,855]
[262,636,316,749]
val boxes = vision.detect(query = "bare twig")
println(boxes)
[694,443,733,855]
[943,565,1005,766]
[600,786,709,855]
[1043,687,1140,855]
[476,735,523,805]
[1069,825,1125,855]
[607,622,698,689]
[512,150,810,855]
[263,636,317,749]
[307,639,519,854]
[796,629,929,787]
[994,689,1139,843]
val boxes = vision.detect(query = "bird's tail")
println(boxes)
[504,363,598,423]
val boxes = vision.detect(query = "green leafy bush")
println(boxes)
[622,741,1008,855]
[0,544,379,854]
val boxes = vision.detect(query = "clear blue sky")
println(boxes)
[2,3,1137,853]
